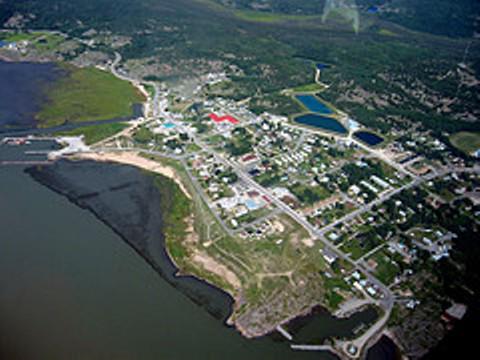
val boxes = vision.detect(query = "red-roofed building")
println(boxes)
[241,153,258,163]
[209,113,240,125]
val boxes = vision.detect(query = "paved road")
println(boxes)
[111,52,161,119]
[180,158,236,238]
[316,177,423,239]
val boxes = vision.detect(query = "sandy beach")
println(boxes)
[74,151,192,199]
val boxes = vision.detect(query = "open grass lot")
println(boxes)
[55,122,128,145]
[37,66,145,128]
[0,31,46,42]
[290,82,326,93]
[33,33,65,52]
[340,232,382,261]
[449,132,480,155]
[0,31,64,51]
[234,9,319,23]
[368,248,401,286]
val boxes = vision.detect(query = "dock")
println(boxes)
[291,344,337,352]
[0,160,52,166]
[276,325,293,341]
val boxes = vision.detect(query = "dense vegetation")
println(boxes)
[152,173,192,263]
[37,65,144,127]
[55,122,128,145]
[214,0,480,38]
[2,0,478,134]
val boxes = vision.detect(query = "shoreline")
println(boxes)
[64,151,358,343]
[71,151,247,325]
[25,160,236,322]
[67,151,380,349]
[59,153,244,319]
[72,151,192,200]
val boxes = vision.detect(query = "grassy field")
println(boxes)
[290,83,326,93]
[1,31,45,42]
[0,31,64,50]
[138,153,357,332]
[37,66,145,128]
[369,249,401,286]
[34,33,65,52]
[234,10,318,23]
[449,132,480,154]
[55,122,128,145]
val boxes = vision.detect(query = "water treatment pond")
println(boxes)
[354,131,384,147]
[295,95,334,115]
[294,114,347,135]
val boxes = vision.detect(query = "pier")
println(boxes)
[291,344,337,352]
[1,136,61,166]
[276,325,293,341]
[1,160,52,166]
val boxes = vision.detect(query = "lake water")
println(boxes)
[366,335,400,360]
[0,164,338,360]
[295,95,334,115]
[354,131,384,147]
[0,61,65,131]
[316,63,330,70]
[287,306,379,344]
[294,114,347,135]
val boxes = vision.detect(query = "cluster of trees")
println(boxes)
[3,0,477,137]
[289,182,329,205]
[215,0,480,38]
[225,128,253,156]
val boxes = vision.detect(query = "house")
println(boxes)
[321,248,338,265]
[349,185,361,196]
[445,303,467,321]
[371,175,389,189]
[366,286,377,297]
[217,196,238,210]
[328,232,340,242]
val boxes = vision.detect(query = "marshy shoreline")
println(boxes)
[25,159,235,322]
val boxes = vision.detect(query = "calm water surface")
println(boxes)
[353,131,384,147]
[0,165,337,360]
[295,95,334,115]
[0,61,64,131]
[295,114,347,135]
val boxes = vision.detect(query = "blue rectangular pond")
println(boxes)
[295,95,334,115]
[294,114,347,135]
[316,63,330,70]
[353,131,384,146]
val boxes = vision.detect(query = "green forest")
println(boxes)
[2,0,478,135]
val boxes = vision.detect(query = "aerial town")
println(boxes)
[1,25,479,360]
